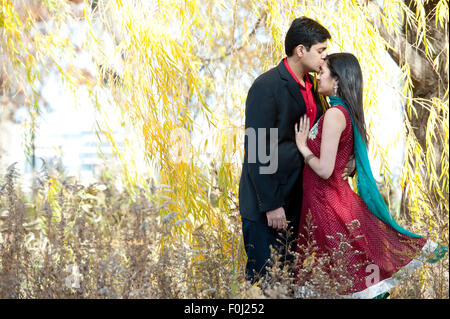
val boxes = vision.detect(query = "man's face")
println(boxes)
[299,41,328,73]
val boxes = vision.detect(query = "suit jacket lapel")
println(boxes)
[277,61,306,114]
[278,61,329,123]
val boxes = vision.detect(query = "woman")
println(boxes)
[294,53,447,298]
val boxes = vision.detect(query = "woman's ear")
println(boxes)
[333,79,339,95]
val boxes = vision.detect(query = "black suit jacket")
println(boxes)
[239,60,325,224]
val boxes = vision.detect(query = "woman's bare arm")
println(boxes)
[295,108,346,179]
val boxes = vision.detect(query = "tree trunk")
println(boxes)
[367,0,448,219]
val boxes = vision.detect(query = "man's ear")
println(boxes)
[295,45,305,58]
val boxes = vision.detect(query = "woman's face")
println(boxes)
[317,62,338,96]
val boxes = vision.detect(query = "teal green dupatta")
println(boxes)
[329,97,447,299]
[329,96,422,239]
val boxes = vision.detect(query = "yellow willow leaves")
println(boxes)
[2,0,448,253]
[435,0,449,28]
[83,0,449,246]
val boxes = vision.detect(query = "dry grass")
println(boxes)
[0,163,447,299]
[0,162,250,299]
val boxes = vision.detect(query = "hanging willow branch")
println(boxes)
[197,12,267,62]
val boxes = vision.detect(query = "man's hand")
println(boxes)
[266,207,287,231]
[342,155,356,180]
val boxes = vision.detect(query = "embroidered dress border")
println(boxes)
[294,240,439,299]
[342,240,439,299]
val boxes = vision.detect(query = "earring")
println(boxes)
[334,83,339,96]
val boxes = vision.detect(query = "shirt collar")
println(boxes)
[283,58,312,90]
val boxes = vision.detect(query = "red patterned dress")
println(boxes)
[295,104,430,298]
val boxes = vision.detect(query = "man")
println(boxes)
[239,17,331,283]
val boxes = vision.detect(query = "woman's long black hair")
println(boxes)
[326,53,368,145]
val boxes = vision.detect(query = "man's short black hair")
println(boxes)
[285,17,331,56]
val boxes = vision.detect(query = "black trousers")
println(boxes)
[241,215,300,284]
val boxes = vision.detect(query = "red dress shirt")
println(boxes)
[283,58,317,129]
